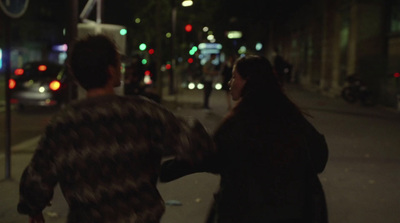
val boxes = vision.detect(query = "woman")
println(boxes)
[160,55,328,223]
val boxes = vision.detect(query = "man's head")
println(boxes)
[68,34,121,90]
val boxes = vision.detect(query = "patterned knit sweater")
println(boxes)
[18,94,214,223]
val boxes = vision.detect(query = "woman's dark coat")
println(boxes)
[161,93,328,223]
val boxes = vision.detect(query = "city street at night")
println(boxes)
[2,0,400,222]
[1,84,400,223]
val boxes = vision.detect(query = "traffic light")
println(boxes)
[185,24,192,32]
[189,46,198,55]
[139,43,147,51]
[120,29,127,36]
[148,48,154,55]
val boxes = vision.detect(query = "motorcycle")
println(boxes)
[341,75,375,106]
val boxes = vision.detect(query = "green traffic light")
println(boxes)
[120,29,127,35]
[189,46,198,55]
[139,43,147,51]
[142,59,147,65]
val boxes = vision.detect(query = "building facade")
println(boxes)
[268,0,400,108]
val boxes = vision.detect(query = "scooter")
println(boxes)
[341,75,375,106]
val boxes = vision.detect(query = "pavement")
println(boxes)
[0,83,399,223]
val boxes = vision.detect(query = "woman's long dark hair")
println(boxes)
[233,55,305,120]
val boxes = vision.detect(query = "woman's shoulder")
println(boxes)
[215,111,272,138]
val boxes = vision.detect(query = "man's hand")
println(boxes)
[29,213,44,223]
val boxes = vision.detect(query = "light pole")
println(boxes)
[169,2,177,95]
[169,0,192,95]
[0,0,30,180]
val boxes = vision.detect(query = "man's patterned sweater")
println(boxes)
[18,94,214,223]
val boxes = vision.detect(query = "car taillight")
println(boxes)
[38,65,47,71]
[49,80,61,91]
[14,68,24,75]
[9,79,16,89]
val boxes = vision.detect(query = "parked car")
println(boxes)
[9,61,77,109]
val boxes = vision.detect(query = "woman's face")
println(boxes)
[229,65,246,101]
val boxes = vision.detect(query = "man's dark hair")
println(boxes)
[67,34,119,90]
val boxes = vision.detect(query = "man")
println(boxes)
[202,53,218,109]
[17,34,214,223]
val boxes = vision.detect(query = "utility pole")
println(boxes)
[66,0,78,103]
[66,0,78,46]
[3,13,11,180]
[170,0,177,95]
[155,0,163,98]
[0,0,29,180]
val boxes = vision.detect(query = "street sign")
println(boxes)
[0,0,29,18]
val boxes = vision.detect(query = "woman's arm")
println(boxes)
[160,152,220,182]
[159,159,196,182]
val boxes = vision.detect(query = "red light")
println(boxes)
[14,68,24,75]
[49,80,61,91]
[9,79,16,89]
[165,64,171,70]
[148,49,154,55]
[38,65,47,71]
[187,58,194,64]
[144,70,151,76]
[185,24,192,32]
[394,73,400,78]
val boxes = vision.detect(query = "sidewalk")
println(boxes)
[0,83,399,223]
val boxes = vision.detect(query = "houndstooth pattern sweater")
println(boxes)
[18,94,213,223]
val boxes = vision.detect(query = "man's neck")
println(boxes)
[86,87,115,98]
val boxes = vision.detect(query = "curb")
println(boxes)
[0,101,17,113]
[11,135,41,153]
[0,100,4,112]
[0,136,41,160]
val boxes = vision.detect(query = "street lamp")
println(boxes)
[182,0,193,7]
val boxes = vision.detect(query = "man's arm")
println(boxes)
[18,137,58,218]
